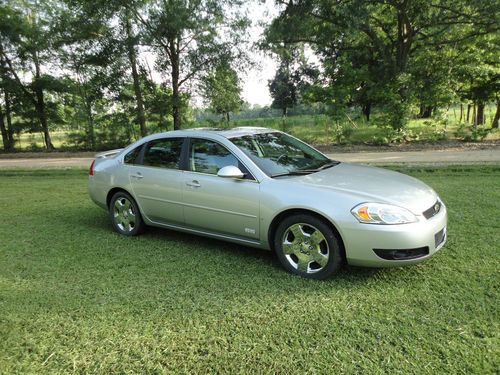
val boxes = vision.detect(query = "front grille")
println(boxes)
[373,247,429,261]
[423,200,441,219]
[435,228,446,248]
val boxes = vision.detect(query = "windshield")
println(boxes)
[230,132,337,177]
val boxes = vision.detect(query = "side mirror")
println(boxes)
[217,165,245,179]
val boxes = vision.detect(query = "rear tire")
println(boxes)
[274,214,343,279]
[109,191,144,236]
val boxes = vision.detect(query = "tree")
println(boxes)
[451,29,500,127]
[202,60,242,125]
[134,0,249,130]
[123,8,147,137]
[60,0,150,138]
[0,52,15,151]
[265,0,499,129]
[492,100,500,129]
[0,1,64,150]
[268,57,298,118]
[56,1,128,149]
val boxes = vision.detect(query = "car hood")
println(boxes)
[293,163,437,214]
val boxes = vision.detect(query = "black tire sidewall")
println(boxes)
[274,214,343,279]
[109,191,144,236]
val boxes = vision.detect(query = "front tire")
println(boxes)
[274,214,343,279]
[109,191,144,236]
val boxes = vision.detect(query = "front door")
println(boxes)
[182,138,260,240]
[129,137,185,225]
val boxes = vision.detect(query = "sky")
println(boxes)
[239,1,279,107]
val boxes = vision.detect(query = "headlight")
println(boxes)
[351,203,417,225]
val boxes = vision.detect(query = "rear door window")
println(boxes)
[143,138,184,169]
[124,146,142,165]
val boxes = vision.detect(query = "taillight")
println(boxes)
[89,160,95,176]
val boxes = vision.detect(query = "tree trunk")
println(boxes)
[476,102,485,125]
[168,39,182,130]
[172,76,181,130]
[124,13,147,137]
[85,100,95,150]
[492,100,500,129]
[396,8,413,74]
[459,104,463,123]
[34,91,54,151]
[0,103,9,151]
[225,112,230,126]
[5,91,14,147]
[419,104,433,118]
[472,104,477,128]
[1,90,15,151]
[466,104,471,123]
[33,51,54,150]
[281,107,288,131]
[362,103,371,122]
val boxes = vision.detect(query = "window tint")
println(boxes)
[190,139,239,175]
[231,132,330,176]
[124,146,142,165]
[143,138,183,169]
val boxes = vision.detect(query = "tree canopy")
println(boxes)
[0,0,498,151]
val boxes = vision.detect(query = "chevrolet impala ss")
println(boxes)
[88,128,447,279]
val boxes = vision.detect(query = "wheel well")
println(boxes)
[106,187,130,208]
[268,208,346,258]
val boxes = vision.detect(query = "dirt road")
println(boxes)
[0,147,498,169]
[326,148,500,164]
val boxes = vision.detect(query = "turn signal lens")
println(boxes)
[357,206,370,221]
[351,203,417,225]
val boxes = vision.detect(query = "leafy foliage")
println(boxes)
[202,60,242,125]
[264,0,499,129]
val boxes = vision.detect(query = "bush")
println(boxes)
[371,126,420,145]
[328,119,354,144]
[454,124,490,141]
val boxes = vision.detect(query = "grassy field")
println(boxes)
[0,166,499,373]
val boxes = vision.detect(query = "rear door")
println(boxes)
[128,137,185,225]
[182,138,260,240]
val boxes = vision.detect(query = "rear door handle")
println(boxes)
[186,180,201,188]
[130,172,143,179]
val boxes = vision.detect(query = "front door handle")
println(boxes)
[186,180,201,188]
[130,172,143,179]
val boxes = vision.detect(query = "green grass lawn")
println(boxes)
[0,166,499,373]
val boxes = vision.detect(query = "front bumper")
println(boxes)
[342,204,447,267]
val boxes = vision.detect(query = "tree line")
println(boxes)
[265,0,499,130]
[0,0,499,152]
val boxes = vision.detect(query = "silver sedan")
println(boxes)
[88,128,447,279]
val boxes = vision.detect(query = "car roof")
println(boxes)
[145,127,277,140]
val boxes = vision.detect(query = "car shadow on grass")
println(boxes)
[74,208,413,288]
[131,224,392,285]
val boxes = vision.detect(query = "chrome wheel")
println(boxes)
[113,197,137,233]
[282,223,329,274]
